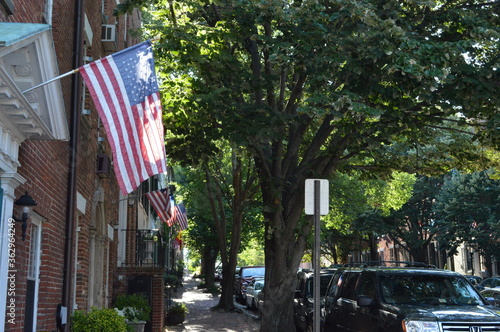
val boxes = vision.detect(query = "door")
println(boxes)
[336,272,360,332]
[24,219,41,332]
[354,273,381,332]
[128,277,152,332]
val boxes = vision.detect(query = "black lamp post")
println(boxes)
[14,192,37,241]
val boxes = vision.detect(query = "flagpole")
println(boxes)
[22,68,80,94]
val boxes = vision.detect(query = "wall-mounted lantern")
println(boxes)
[13,192,37,241]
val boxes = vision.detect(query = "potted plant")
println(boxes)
[164,273,179,289]
[166,303,188,326]
[113,294,151,332]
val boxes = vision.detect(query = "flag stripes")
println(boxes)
[167,203,188,230]
[79,41,167,194]
[145,189,171,224]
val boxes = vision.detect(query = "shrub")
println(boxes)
[71,307,128,332]
[113,294,151,322]
[164,273,179,288]
[167,303,188,317]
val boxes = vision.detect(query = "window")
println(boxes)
[339,272,359,300]
[358,274,376,299]
[379,274,483,305]
[327,272,342,298]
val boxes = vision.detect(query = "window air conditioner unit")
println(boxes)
[101,24,117,52]
[96,154,111,178]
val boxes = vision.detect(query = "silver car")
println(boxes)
[245,278,265,311]
[481,288,500,307]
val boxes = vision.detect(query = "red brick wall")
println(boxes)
[2,0,146,330]
[115,268,166,332]
[0,0,45,22]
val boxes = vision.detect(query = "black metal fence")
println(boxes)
[122,229,165,267]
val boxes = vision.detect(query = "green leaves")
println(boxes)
[434,169,500,260]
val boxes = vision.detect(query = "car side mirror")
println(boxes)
[357,295,374,307]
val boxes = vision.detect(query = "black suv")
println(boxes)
[294,269,336,332]
[322,262,500,332]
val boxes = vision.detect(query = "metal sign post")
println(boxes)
[305,179,329,332]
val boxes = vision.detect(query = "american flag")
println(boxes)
[145,188,171,224]
[167,203,188,230]
[79,41,167,194]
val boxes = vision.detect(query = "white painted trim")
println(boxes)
[28,214,43,332]
[117,192,127,267]
[0,172,25,332]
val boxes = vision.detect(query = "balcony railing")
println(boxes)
[122,229,165,268]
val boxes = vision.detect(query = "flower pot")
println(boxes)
[127,321,146,332]
[166,312,185,326]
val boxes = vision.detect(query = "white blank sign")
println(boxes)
[304,179,329,215]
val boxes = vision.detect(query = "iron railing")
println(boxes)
[122,229,165,267]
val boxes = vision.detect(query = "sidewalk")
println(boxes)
[164,275,260,332]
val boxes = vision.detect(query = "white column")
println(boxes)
[0,172,26,332]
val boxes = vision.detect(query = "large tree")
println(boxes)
[124,0,499,330]
[434,169,500,274]
[178,144,260,310]
[322,171,415,263]
[356,175,444,263]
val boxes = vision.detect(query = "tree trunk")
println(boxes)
[259,183,310,332]
[369,234,379,262]
[410,245,428,264]
[203,246,216,289]
[218,264,237,309]
[205,151,255,311]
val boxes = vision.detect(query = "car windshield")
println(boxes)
[379,274,485,306]
[243,267,265,277]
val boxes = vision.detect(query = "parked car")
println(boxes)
[256,286,265,315]
[465,275,484,291]
[465,275,483,286]
[215,266,222,282]
[234,266,265,304]
[294,269,336,332]
[479,277,500,289]
[322,262,498,332]
[246,279,265,310]
[481,288,500,307]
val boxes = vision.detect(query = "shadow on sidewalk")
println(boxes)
[164,275,260,332]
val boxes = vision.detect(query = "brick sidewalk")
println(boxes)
[164,276,260,332]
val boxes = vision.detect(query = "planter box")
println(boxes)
[166,312,185,326]
[127,321,146,332]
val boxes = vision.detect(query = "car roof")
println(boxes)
[481,288,500,292]
[297,269,337,278]
[339,262,463,277]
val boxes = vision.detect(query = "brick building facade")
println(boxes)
[0,0,168,331]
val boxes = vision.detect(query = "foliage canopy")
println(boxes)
[129,0,500,329]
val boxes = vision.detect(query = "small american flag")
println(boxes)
[176,203,188,230]
[145,188,171,224]
[167,203,188,229]
[79,41,167,194]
